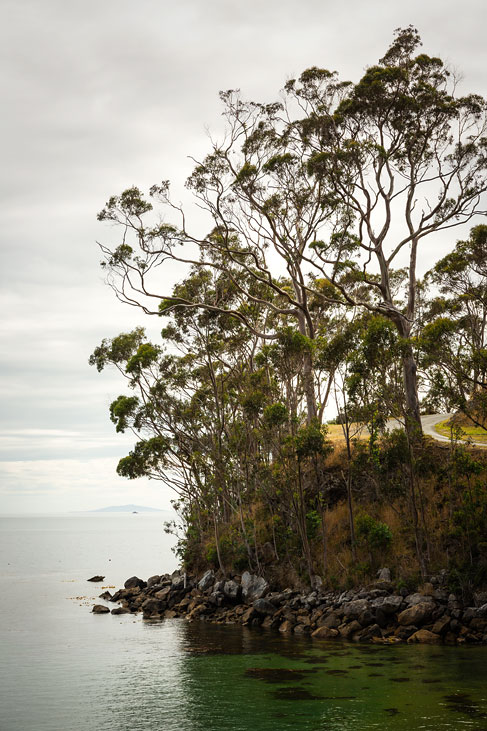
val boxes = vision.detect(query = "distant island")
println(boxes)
[91,504,164,513]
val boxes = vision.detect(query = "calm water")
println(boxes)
[1,515,487,731]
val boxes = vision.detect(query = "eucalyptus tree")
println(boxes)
[421,225,487,428]
[97,27,487,433]
[304,26,487,430]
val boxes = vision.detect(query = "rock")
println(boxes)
[398,602,434,626]
[432,615,450,635]
[87,575,105,582]
[241,572,269,604]
[405,592,434,606]
[279,619,294,633]
[462,607,478,623]
[111,607,131,615]
[377,595,404,614]
[312,575,323,590]
[124,576,147,590]
[164,609,177,619]
[318,611,341,629]
[171,575,185,591]
[477,603,487,618]
[147,575,161,588]
[394,624,418,640]
[407,629,441,644]
[223,580,241,602]
[342,599,370,620]
[312,626,339,639]
[377,567,391,582]
[241,607,257,624]
[92,604,110,614]
[339,620,362,639]
[154,586,171,601]
[141,598,165,616]
[469,618,487,632]
[253,598,277,615]
[99,591,112,600]
[473,591,487,608]
[197,570,215,592]
[293,624,310,635]
[358,623,382,641]
[357,609,375,627]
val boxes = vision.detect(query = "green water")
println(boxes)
[144,621,487,731]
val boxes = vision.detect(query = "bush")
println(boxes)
[356,513,393,551]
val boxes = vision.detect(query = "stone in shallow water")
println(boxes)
[92,604,110,614]
[87,575,105,582]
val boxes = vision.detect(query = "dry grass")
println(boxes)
[325,423,368,444]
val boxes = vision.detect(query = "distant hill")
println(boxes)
[91,504,164,513]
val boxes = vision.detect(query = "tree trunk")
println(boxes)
[403,348,422,434]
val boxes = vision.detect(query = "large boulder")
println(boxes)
[371,595,403,615]
[223,580,241,602]
[124,576,147,590]
[197,570,215,592]
[342,599,370,620]
[253,598,277,615]
[241,572,269,604]
[398,602,434,626]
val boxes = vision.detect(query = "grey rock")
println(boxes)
[377,567,391,582]
[462,607,478,623]
[87,575,105,582]
[223,580,241,602]
[253,598,277,615]
[171,575,185,591]
[147,575,161,588]
[197,570,215,592]
[241,572,269,604]
[124,576,147,590]
[477,603,487,618]
[111,607,131,615]
[405,593,434,606]
[474,591,487,608]
[342,599,371,620]
[99,591,112,600]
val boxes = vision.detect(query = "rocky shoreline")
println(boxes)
[91,569,487,645]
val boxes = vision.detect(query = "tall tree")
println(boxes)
[97,26,487,431]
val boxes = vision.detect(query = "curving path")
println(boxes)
[384,413,486,448]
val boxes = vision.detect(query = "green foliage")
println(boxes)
[356,513,393,552]
[294,421,329,459]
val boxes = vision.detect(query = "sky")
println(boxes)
[1,0,486,513]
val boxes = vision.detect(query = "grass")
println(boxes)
[325,423,368,444]
[434,419,487,445]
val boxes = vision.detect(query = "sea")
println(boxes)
[1,513,487,731]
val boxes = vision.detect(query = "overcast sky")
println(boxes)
[1,0,486,513]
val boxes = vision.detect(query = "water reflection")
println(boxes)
[101,619,487,731]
